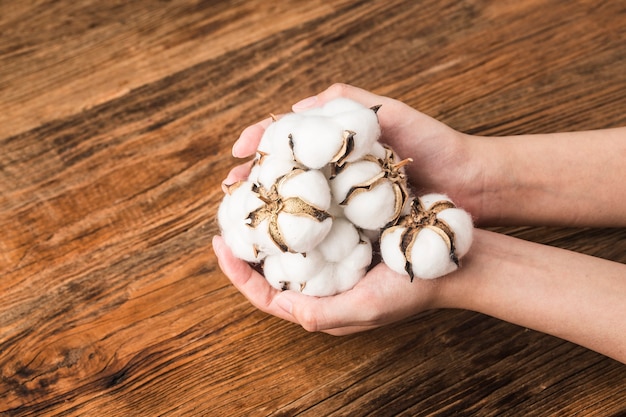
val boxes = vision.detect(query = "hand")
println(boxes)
[228,83,485,222]
[216,83,471,335]
[212,235,441,336]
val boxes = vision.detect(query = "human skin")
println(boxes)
[214,83,626,363]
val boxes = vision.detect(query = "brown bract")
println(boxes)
[386,198,458,281]
[336,146,412,227]
[288,130,355,167]
[246,170,332,253]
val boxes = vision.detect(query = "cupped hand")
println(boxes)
[215,83,479,335]
[229,83,482,218]
[212,235,441,336]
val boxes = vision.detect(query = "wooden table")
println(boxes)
[2,1,625,415]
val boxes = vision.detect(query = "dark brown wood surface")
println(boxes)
[1,1,625,415]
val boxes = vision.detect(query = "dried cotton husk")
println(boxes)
[380,194,473,280]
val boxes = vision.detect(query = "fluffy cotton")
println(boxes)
[257,112,304,161]
[248,156,299,189]
[289,116,346,169]
[302,219,372,296]
[331,108,381,162]
[379,194,474,280]
[278,168,331,211]
[330,157,404,230]
[408,227,459,279]
[263,250,325,291]
[379,226,407,276]
[262,217,373,296]
[217,97,475,298]
[276,213,333,254]
[217,181,274,262]
[316,217,360,263]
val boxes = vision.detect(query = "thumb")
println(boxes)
[292,83,386,112]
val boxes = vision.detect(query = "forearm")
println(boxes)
[438,229,626,363]
[466,127,626,227]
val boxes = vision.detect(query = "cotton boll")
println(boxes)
[419,193,452,211]
[330,151,408,230]
[343,181,398,230]
[276,212,333,254]
[278,249,325,281]
[257,113,304,161]
[217,181,272,262]
[334,235,372,293]
[248,157,299,189]
[263,250,325,291]
[222,222,265,263]
[300,263,338,296]
[217,181,263,229]
[416,193,473,258]
[278,168,331,211]
[436,208,474,258]
[317,217,360,263]
[289,116,346,169]
[331,108,381,162]
[380,226,409,276]
[379,193,474,281]
[409,227,459,279]
[263,254,298,291]
[330,159,382,204]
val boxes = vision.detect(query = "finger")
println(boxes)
[292,83,387,112]
[274,286,376,333]
[221,160,254,193]
[232,117,273,158]
[212,235,296,323]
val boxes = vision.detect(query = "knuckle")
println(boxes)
[298,309,321,333]
[328,82,351,97]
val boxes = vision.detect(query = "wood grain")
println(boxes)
[1,0,625,415]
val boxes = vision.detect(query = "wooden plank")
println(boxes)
[1,0,625,415]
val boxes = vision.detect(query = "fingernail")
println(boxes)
[232,139,243,158]
[212,235,223,255]
[293,95,318,110]
[275,293,293,314]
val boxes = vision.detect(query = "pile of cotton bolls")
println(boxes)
[218,98,473,296]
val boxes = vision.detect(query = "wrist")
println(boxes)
[432,228,501,311]
[454,133,516,226]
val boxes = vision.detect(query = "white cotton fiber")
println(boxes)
[278,168,331,211]
[257,113,304,160]
[300,263,337,296]
[317,217,359,263]
[248,157,298,189]
[436,208,474,258]
[330,159,382,204]
[331,108,381,162]
[342,181,397,230]
[276,213,333,254]
[289,116,346,169]
[321,97,368,116]
[408,227,458,279]
[379,226,408,276]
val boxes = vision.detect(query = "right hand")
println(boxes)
[229,83,484,222]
